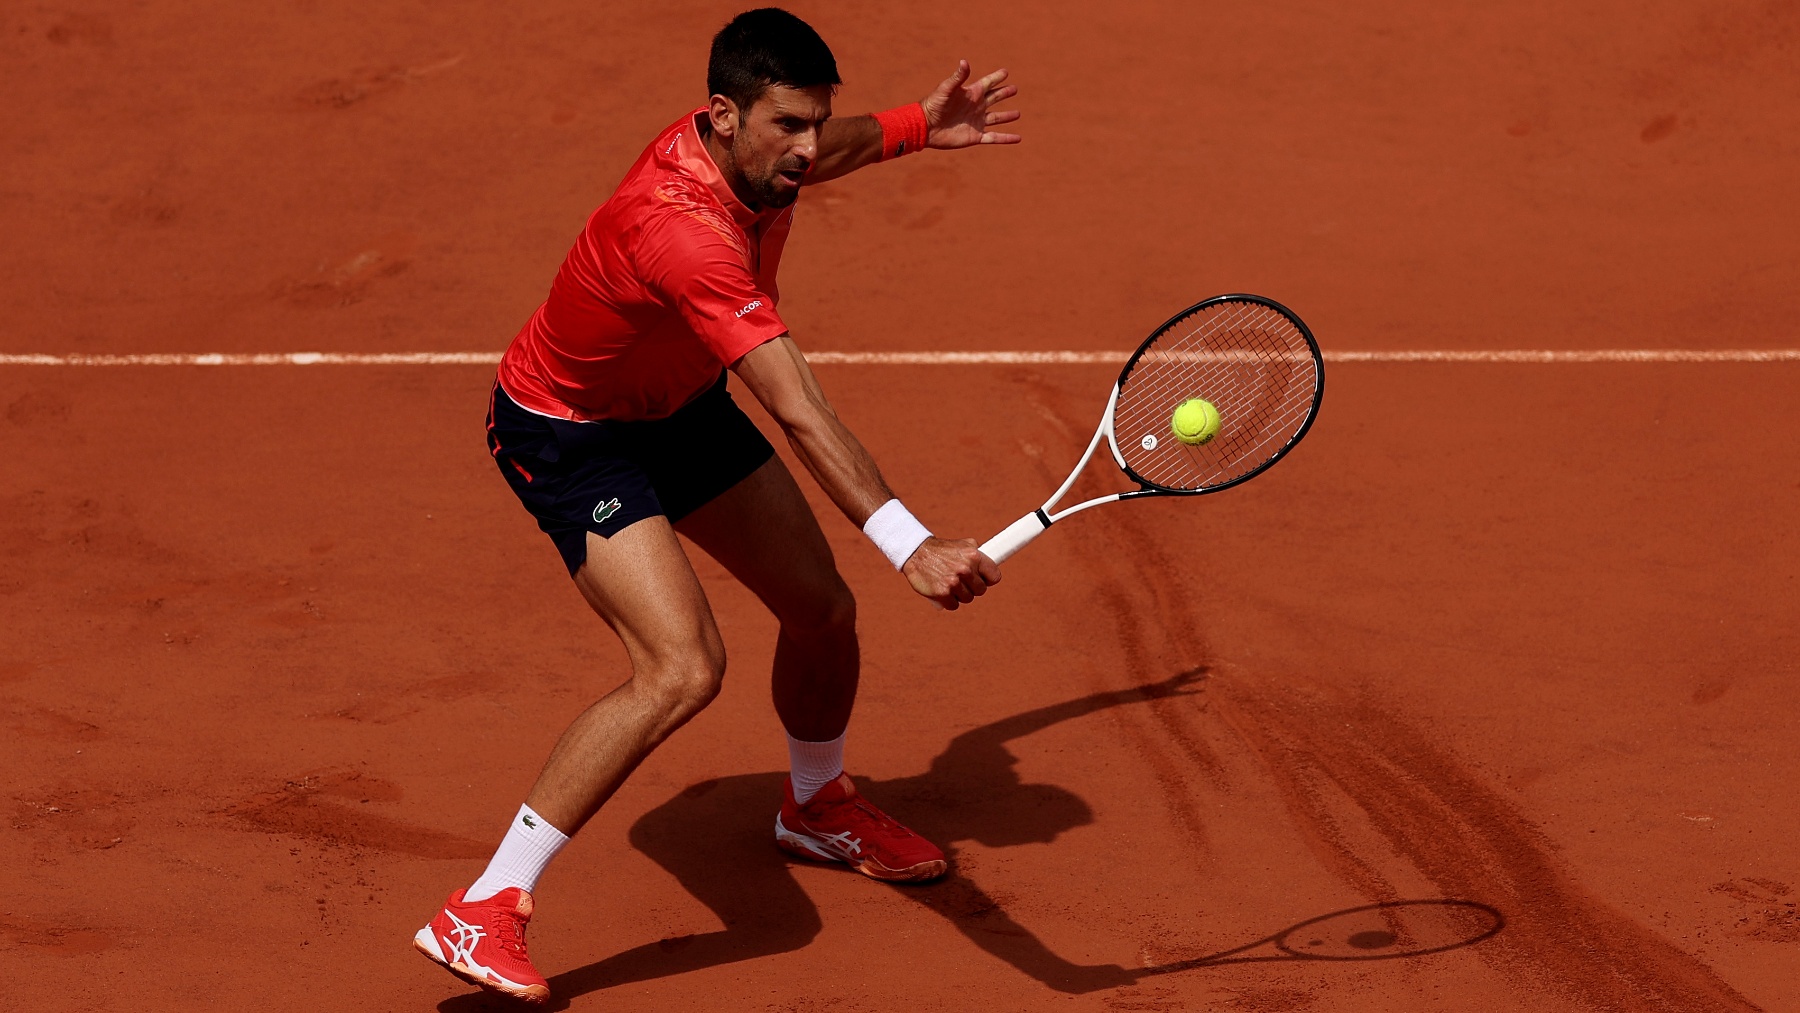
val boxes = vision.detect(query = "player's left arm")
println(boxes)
[806,61,1021,184]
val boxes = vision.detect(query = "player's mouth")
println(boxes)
[776,168,806,186]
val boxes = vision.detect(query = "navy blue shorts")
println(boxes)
[487,374,775,575]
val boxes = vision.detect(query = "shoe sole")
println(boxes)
[413,927,551,1004]
[774,814,948,883]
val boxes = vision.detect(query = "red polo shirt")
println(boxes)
[498,109,794,421]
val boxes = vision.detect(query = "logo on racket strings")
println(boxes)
[1141,434,1158,450]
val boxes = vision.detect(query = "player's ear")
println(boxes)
[707,95,739,141]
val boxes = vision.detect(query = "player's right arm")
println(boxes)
[732,336,998,609]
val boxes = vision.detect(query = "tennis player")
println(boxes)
[413,8,1018,1002]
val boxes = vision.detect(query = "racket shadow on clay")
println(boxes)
[1138,899,1504,979]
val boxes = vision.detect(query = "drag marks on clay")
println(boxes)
[10,788,134,851]
[1709,879,1800,943]
[0,912,113,956]
[3,702,103,742]
[1101,984,1190,1011]
[308,668,514,726]
[1212,683,1760,1011]
[227,769,486,859]
[272,231,418,309]
[5,388,72,426]
[294,55,464,110]
[1216,985,1317,1012]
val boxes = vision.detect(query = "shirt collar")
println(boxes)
[676,108,779,229]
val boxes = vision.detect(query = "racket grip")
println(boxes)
[979,511,1049,564]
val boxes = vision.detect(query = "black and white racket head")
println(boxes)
[1107,294,1324,495]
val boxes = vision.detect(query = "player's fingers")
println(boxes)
[986,110,1021,126]
[979,132,1023,145]
[982,84,1019,106]
[974,553,1002,584]
[974,68,1009,91]
[947,59,971,86]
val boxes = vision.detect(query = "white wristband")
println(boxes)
[862,499,932,570]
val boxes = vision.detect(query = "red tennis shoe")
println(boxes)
[775,772,948,882]
[413,887,551,1004]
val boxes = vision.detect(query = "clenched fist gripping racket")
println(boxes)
[979,294,1325,563]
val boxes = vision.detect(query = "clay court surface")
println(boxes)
[5,2,1799,1010]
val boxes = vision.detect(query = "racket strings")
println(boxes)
[1113,300,1320,491]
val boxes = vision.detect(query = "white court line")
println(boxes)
[1,349,1799,366]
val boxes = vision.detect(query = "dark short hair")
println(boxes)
[707,8,840,112]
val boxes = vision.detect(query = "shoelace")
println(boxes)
[847,797,917,839]
[492,911,530,957]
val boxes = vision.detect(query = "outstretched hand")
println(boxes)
[921,60,1021,149]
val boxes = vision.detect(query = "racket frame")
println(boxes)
[981,294,1323,563]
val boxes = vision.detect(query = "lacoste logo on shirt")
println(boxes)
[522,815,537,829]
[593,498,622,524]
[735,299,763,318]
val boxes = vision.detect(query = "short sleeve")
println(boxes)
[634,211,789,365]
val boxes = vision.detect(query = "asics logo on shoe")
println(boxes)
[444,911,487,967]
[819,830,862,855]
[593,498,622,524]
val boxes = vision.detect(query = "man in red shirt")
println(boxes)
[415,9,1019,1002]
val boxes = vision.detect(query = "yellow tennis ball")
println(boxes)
[1171,398,1221,445]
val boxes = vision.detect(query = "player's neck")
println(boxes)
[702,129,763,212]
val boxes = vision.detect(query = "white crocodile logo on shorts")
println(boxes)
[593,498,622,524]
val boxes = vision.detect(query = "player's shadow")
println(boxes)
[435,667,1507,1011]
[434,670,1196,1011]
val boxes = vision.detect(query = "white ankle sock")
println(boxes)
[787,732,846,804]
[465,804,570,903]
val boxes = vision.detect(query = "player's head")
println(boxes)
[705,8,840,209]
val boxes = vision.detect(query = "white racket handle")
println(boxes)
[979,511,1049,564]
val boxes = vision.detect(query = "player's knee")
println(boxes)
[782,578,856,637]
[651,651,725,716]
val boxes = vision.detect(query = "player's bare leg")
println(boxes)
[677,454,948,881]
[675,455,856,742]
[415,517,725,1001]
[525,519,729,833]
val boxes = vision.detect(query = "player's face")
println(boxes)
[728,84,832,209]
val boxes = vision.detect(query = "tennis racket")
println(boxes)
[979,294,1324,563]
